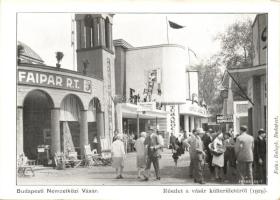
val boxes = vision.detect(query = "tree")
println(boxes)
[215,19,253,69]
[55,51,64,68]
[215,18,254,101]
[191,57,224,116]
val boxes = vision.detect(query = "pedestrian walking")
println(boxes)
[185,129,197,178]
[111,134,126,179]
[254,129,266,184]
[234,125,254,184]
[193,128,206,184]
[134,132,147,179]
[172,133,185,167]
[169,132,176,153]
[210,132,225,182]
[143,127,163,181]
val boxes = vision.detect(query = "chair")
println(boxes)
[17,153,35,177]
[54,152,72,169]
[66,151,82,168]
[84,145,95,167]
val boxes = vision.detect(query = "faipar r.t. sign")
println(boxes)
[17,69,92,93]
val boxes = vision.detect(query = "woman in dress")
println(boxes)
[134,132,147,178]
[111,134,126,179]
[211,132,225,182]
[172,133,185,167]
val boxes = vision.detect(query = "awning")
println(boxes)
[121,103,168,119]
[222,64,266,88]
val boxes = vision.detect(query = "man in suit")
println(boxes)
[202,128,214,175]
[254,129,266,184]
[234,125,254,184]
[143,127,163,181]
[193,128,206,184]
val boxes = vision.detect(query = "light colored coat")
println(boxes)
[234,132,254,162]
[111,140,125,157]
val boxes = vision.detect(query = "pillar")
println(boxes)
[116,104,123,134]
[80,110,88,156]
[93,18,99,46]
[17,107,24,155]
[190,116,195,132]
[96,112,105,153]
[184,115,189,133]
[137,114,140,138]
[98,18,105,46]
[51,108,61,155]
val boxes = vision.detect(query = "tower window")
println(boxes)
[105,17,110,50]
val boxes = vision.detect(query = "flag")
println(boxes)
[168,20,185,29]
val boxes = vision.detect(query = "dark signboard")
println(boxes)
[18,69,92,93]
[216,114,233,124]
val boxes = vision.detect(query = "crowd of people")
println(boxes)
[110,125,267,184]
[171,126,266,184]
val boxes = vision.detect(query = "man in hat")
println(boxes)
[254,129,266,184]
[193,128,206,184]
[234,125,254,184]
[202,128,215,176]
[143,127,162,181]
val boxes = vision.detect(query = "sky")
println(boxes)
[17,13,256,70]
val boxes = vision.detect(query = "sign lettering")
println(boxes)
[18,69,92,93]
[216,114,233,124]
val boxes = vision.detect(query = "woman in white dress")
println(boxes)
[211,133,225,181]
[134,132,147,178]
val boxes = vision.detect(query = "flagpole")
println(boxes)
[166,16,169,44]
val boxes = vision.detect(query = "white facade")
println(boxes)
[126,44,187,104]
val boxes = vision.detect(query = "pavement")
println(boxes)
[17,148,238,185]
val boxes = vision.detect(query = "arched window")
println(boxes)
[84,15,93,48]
[105,17,111,50]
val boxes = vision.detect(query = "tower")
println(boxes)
[75,14,114,78]
[75,14,115,149]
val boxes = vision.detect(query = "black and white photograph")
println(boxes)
[0,1,279,200]
[16,12,268,185]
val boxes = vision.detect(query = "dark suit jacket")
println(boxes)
[144,133,162,158]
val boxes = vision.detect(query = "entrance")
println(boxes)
[88,98,103,153]
[60,94,84,156]
[23,90,53,159]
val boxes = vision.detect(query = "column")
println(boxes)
[116,104,123,134]
[80,110,88,156]
[108,23,113,50]
[99,18,105,46]
[184,115,189,134]
[96,112,105,153]
[136,114,140,138]
[93,18,99,46]
[17,107,24,155]
[51,108,61,155]
[190,116,195,132]
[85,26,91,48]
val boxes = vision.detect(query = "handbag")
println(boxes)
[208,142,225,156]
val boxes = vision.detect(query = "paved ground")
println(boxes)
[17,149,238,185]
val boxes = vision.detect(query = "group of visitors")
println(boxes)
[110,125,266,184]
[111,127,164,180]
[181,126,266,184]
